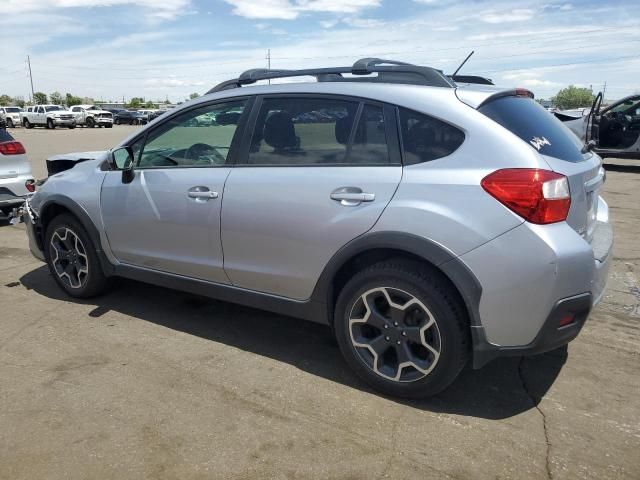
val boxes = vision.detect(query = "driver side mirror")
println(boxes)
[111,146,135,184]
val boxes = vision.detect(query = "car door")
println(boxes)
[100,98,250,283]
[71,106,83,123]
[36,106,45,125]
[221,95,403,300]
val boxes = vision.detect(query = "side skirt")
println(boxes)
[114,263,330,325]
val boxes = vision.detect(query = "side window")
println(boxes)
[247,97,359,165]
[349,104,391,164]
[138,99,247,168]
[72,107,80,112]
[399,108,465,164]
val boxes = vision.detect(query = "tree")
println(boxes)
[189,92,200,100]
[33,92,47,104]
[0,94,13,106]
[127,97,144,108]
[145,100,155,108]
[49,91,63,105]
[65,93,83,106]
[551,86,595,110]
[13,97,26,108]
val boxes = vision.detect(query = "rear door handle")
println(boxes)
[188,186,219,200]
[330,187,375,206]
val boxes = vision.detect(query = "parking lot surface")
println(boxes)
[0,128,638,479]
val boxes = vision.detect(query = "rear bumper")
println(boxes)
[472,293,592,367]
[464,198,613,368]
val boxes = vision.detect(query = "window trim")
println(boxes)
[236,93,402,168]
[118,96,254,171]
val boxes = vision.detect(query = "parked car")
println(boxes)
[0,129,34,217]
[70,105,114,128]
[114,110,146,125]
[0,106,23,128]
[22,105,76,129]
[555,93,640,159]
[21,58,612,398]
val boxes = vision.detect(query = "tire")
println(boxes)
[6,118,13,128]
[334,259,469,398]
[105,124,113,128]
[44,214,108,298]
[86,117,95,128]
[23,119,32,129]
[47,119,55,129]
[68,124,76,129]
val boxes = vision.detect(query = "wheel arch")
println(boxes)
[38,195,115,276]
[310,231,482,330]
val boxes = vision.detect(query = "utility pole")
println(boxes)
[27,55,35,104]
[266,49,271,84]
[602,81,607,100]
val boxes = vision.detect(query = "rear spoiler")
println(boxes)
[476,88,535,109]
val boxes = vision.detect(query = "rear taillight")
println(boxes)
[0,141,26,155]
[481,169,571,224]
[25,179,36,192]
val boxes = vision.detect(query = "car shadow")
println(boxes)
[603,162,640,173]
[19,265,567,420]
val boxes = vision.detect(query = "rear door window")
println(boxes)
[478,95,584,162]
[245,97,394,166]
[398,108,465,164]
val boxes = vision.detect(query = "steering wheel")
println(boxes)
[185,143,226,165]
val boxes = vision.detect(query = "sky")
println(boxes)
[0,0,638,103]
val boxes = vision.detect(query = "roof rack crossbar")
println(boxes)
[207,57,455,94]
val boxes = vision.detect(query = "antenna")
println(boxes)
[452,50,474,76]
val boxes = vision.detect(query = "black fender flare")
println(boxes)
[310,231,482,329]
[37,195,115,276]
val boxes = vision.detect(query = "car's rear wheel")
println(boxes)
[6,118,13,128]
[105,124,113,128]
[23,119,32,129]
[68,124,76,129]
[86,117,95,128]
[334,259,469,398]
[44,214,107,298]
[46,119,55,129]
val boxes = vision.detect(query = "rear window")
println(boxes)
[478,95,584,162]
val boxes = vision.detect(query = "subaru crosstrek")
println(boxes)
[22,59,612,397]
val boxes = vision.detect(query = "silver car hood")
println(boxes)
[46,150,108,176]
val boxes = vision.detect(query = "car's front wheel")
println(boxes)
[44,214,108,298]
[6,118,13,128]
[334,260,469,398]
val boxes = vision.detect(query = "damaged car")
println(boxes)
[555,93,640,160]
[19,58,612,398]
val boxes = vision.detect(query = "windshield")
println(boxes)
[610,99,640,114]
[45,106,64,112]
[5,107,21,113]
[479,95,584,162]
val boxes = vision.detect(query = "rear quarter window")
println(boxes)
[478,95,584,162]
[399,108,465,165]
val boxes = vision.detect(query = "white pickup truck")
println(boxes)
[0,107,23,128]
[70,105,114,128]
[22,105,76,129]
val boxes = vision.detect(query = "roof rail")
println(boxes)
[450,75,494,85]
[207,57,456,94]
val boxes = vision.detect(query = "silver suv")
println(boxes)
[22,59,612,397]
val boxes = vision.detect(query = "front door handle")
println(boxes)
[188,186,219,200]
[330,187,375,206]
